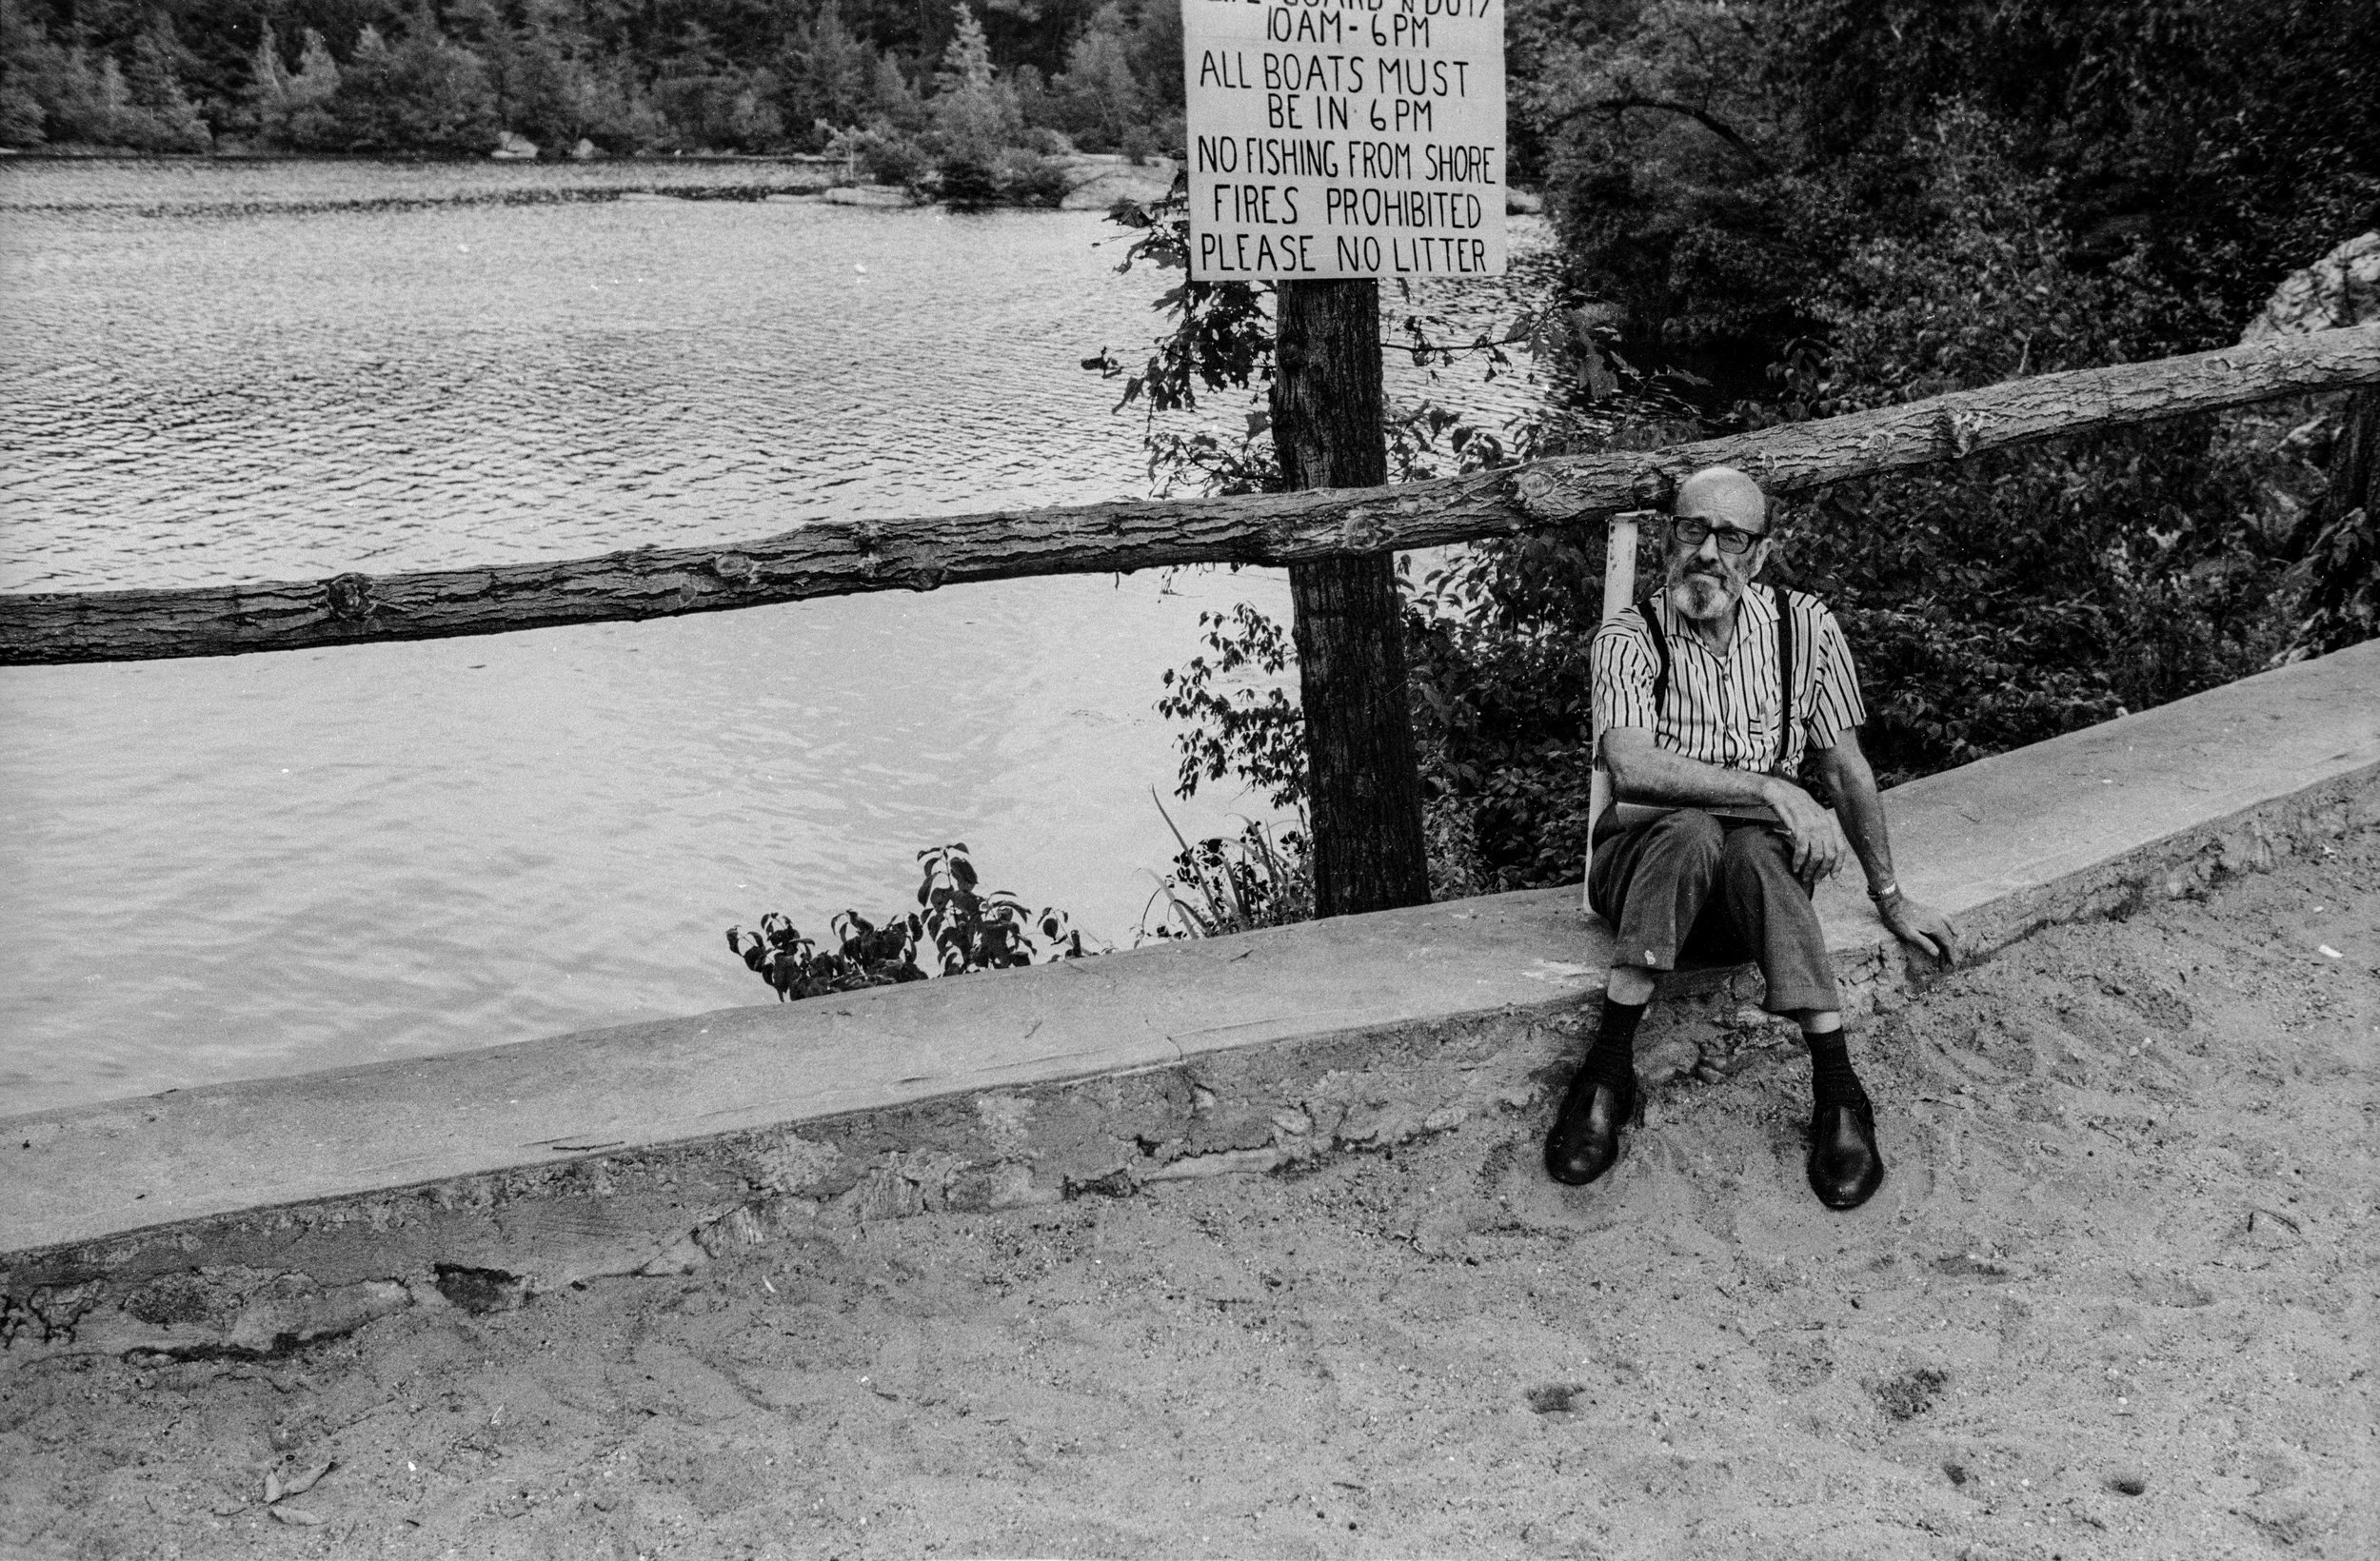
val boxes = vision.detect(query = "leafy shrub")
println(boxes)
[2278,492,2379,662]
[1139,803,1311,939]
[933,150,1000,208]
[1155,602,1303,808]
[727,845,1090,1001]
[323,25,500,156]
[992,147,1072,208]
[837,124,930,187]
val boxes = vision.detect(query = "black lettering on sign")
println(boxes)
[1269,8,1346,45]
[1212,183,1302,226]
[1243,136,1341,179]
[1262,52,1365,94]
[1320,188,1484,227]
[1422,143,1497,183]
[1347,140,1413,181]
[1198,50,1253,89]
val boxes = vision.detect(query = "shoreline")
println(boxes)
[0,148,1183,216]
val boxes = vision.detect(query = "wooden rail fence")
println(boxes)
[4,326,2376,667]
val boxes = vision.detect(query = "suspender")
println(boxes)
[1634,583,1796,763]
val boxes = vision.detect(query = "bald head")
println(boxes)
[1672,466,1767,530]
[1661,465,1773,622]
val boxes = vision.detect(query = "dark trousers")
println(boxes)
[1589,810,1841,1015]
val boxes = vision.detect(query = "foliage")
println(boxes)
[327,24,499,154]
[1525,0,2379,385]
[727,845,1090,1001]
[1,3,211,150]
[1138,801,1311,940]
[248,28,339,149]
[0,0,1194,166]
[1094,3,2370,906]
[828,122,929,186]
[2280,497,2380,663]
[1155,602,1303,808]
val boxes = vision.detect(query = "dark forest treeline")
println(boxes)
[0,0,1185,161]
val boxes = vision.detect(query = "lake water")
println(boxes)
[0,160,1541,1115]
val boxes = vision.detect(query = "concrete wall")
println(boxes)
[6,641,2376,1361]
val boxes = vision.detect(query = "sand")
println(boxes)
[3,827,2373,1560]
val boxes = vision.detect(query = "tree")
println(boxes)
[119,20,209,149]
[1049,2,1140,149]
[867,50,926,133]
[329,23,501,155]
[928,0,1021,152]
[780,0,877,141]
[249,27,341,150]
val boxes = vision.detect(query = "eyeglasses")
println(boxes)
[1670,516,1767,555]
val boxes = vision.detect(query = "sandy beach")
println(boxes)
[3,825,2372,1559]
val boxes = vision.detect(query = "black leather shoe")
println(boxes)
[1806,1092,1885,1210]
[1545,1069,1639,1186]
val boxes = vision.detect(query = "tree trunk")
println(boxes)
[1272,279,1431,918]
[2328,388,2378,531]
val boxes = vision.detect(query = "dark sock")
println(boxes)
[1583,998,1647,1089]
[1804,1027,1865,1107]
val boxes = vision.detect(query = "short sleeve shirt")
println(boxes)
[1589,586,1866,774]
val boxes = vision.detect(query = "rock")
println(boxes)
[822,184,919,207]
[570,138,604,162]
[1058,158,1178,210]
[2239,230,2379,342]
[1505,188,1544,215]
[489,131,539,162]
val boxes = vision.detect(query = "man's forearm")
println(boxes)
[1820,743,1897,893]
[1605,738,1781,810]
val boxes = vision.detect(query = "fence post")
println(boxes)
[1272,280,1432,918]
[1582,510,1642,910]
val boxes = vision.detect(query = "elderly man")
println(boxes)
[1545,466,1958,1209]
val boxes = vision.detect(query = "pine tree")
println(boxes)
[935,2,995,95]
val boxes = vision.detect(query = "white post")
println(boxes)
[1584,511,1643,911]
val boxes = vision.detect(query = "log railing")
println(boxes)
[5,326,2376,667]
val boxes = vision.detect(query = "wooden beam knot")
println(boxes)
[1510,465,1584,520]
[323,573,378,622]
[707,554,761,586]
[1338,508,1390,553]
[1936,408,1984,459]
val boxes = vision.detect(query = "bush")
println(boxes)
[1139,809,1311,940]
[327,25,498,156]
[992,147,1071,207]
[933,150,1000,207]
[837,124,930,186]
[727,846,1091,1001]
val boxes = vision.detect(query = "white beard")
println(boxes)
[1669,572,1735,622]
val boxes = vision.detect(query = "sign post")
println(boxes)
[1180,0,1506,916]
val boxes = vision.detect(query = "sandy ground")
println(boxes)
[3,828,2374,1560]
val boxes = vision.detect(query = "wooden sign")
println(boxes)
[1180,0,1506,281]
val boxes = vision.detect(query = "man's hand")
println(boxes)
[1759,778,1846,882]
[1876,893,1960,964]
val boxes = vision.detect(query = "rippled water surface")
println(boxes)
[1,161,1538,1113]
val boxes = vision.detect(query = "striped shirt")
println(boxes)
[1589,585,1866,774]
